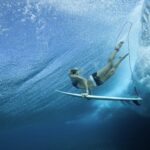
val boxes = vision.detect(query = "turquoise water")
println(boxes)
[0,0,150,149]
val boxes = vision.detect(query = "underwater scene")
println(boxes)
[0,0,150,150]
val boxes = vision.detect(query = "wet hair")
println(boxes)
[69,68,79,75]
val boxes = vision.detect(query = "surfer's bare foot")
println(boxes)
[122,53,129,59]
[115,41,124,51]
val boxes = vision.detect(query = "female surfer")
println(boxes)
[68,41,129,96]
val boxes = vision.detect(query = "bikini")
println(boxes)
[72,80,79,88]
[90,72,104,86]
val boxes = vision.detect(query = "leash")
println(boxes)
[127,22,140,97]
[116,22,140,97]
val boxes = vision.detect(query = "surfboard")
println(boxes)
[56,90,142,101]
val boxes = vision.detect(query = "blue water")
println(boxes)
[0,0,150,150]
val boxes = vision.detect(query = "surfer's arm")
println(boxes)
[72,75,89,94]
[82,79,89,94]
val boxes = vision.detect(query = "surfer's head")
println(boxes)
[69,68,79,75]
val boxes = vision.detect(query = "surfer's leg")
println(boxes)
[113,53,129,68]
[97,62,112,77]
[108,50,118,62]
[96,41,124,77]
[108,41,124,62]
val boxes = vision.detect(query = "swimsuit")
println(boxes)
[72,80,79,88]
[91,72,103,86]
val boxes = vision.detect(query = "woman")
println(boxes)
[68,41,128,96]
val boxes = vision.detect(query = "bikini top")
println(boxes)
[72,80,79,88]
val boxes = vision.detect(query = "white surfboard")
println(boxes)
[56,90,142,101]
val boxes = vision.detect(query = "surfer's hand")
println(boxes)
[81,93,88,98]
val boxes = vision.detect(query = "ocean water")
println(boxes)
[0,0,150,150]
